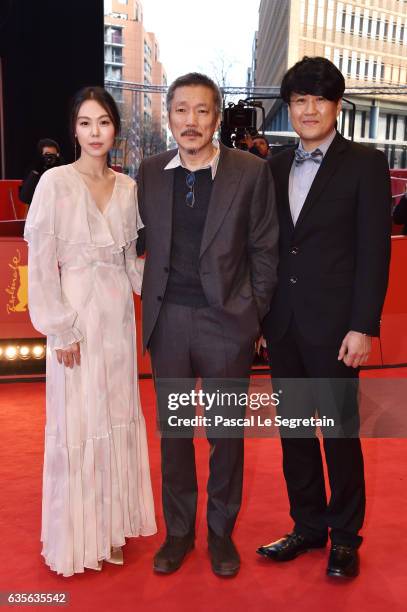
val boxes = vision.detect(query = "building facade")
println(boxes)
[253,0,407,167]
[104,0,167,174]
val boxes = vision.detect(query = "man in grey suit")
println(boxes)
[137,73,278,576]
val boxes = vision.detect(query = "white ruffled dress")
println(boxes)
[24,164,157,577]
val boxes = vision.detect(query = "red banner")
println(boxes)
[0,237,41,339]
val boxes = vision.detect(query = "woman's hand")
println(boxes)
[56,342,81,368]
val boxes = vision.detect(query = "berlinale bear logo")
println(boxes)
[6,249,28,313]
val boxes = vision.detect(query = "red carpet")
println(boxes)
[0,379,406,611]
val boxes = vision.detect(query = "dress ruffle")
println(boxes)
[49,326,84,351]
[24,165,144,250]
[41,420,156,578]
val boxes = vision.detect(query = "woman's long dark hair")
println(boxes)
[70,86,121,141]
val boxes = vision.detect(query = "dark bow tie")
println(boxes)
[294,148,323,165]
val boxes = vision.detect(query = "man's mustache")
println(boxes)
[181,130,202,137]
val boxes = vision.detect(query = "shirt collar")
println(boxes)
[164,140,220,179]
[298,129,337,157]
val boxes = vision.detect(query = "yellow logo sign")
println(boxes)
[6,249,28,313]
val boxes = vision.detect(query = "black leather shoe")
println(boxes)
[256,532,327,562]
[327,544,359,579]
[208,530,240,577]
[153,535,194,574]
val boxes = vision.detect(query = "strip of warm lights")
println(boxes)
[0,342,46,361]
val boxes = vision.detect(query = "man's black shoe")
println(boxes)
[256,532,327,562]
[327,544,359,579]
[153,534,194,574]
[208,530,240,577]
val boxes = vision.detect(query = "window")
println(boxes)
[105,66,122,81]
[105,26,123,45]
[380,64,385,81]
[359,15,364,36]
[317,0,325,28]
[326,0,334,29]
[300,0,306,25]
[347,57,352,75]
[385,115,391,140]
[144,58,151,75]
[360,111,366,138]
[392,116,398,140]
[307,0,315,27]
[112,48,123,63]
[144,40,151,57]
[108,87,123,105]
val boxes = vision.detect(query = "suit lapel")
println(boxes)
[156,154,175,258]
[199,144,242,257]
[294,132,348,230]
[278,150,295,232]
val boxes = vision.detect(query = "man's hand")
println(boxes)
[56,342,81,369]
[338,331,372,368]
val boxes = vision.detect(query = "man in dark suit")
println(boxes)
[257,57,391,578]
[137,72,278,576]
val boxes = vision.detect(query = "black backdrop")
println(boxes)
[0,0,104,178]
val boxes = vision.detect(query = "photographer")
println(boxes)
[19,138,62,205]
[252,134,270,159]
[233,130,270,159]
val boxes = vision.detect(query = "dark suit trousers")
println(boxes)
[149,301,255,538]
[267,318,365,548]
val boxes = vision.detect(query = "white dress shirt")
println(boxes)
[289,129,337,225]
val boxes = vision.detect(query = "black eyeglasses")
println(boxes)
[185,171,195,208]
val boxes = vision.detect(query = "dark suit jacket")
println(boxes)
[137,143,279,351]
[262,132,392,346]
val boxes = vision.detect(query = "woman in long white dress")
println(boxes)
[24,86,156,577]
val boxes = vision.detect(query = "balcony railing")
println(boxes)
[104,35,124,46]
[104,56,125,66]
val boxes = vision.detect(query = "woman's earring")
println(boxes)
[74,136,78,161]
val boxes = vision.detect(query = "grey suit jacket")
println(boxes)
[137,143,279,352]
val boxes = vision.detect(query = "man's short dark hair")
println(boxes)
[253,134,269,146]
[280,56,345,103]
[37,138,60,155]
[166,72,222,115]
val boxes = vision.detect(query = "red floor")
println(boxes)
[0,379,406,611]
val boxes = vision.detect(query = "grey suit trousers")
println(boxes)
[149,300,255,537]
